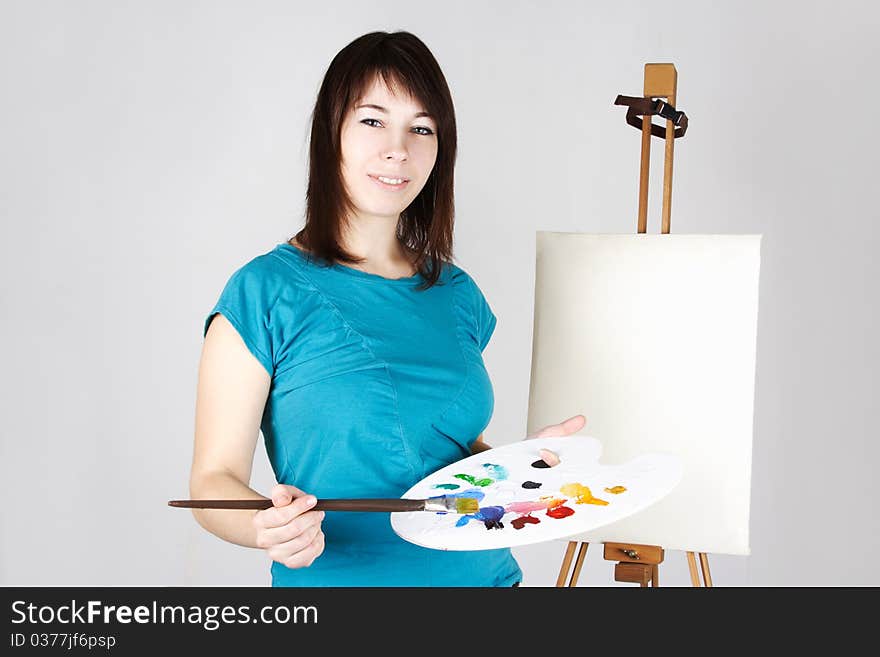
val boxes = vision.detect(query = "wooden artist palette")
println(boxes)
[390,436,683,551]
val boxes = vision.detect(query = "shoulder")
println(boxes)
[208,246,309,329]
[444,261,473,286]
[445,262,489,299]
[231,248,288,280]
[222,246,308,294]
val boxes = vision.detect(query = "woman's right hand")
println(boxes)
[253,484,325,569]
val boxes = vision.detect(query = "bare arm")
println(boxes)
[189,313,272,548]
[470,433,493,455]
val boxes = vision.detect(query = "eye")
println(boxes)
[361,118,382,127]
[413,126,435,136]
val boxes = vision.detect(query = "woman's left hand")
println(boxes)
[525,414,587,467]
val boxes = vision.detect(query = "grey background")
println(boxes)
[1,0,876,586]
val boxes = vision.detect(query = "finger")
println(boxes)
[303,530,326,567]
[535,414,588,438]
[258,510,324,548]
[255,493,318,529]
[267,522,323,562]
[563,414,587,433]
[278,530,325,570]
[539,448,561,467]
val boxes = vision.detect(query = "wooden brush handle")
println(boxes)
[168,498,427,512]
[313,498,425,512]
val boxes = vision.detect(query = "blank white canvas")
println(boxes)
[527,233,762,555]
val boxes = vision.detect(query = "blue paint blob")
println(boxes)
[477,505,506,530]
[455,504,506,530]
[482,463,509,481]
[477,506,505,522]
[451,488,485,502]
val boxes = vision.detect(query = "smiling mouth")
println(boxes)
[368,174,410,190]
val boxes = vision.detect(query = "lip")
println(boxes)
[368,174,410,191]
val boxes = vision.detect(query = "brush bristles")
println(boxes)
[454,497,480,514]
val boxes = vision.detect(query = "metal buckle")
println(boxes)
[653,99,684,125]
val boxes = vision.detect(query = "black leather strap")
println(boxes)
[614,94,688,138]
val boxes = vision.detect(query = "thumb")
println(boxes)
[270,483,305,508]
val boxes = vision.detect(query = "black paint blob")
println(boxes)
[531,459,551,469]
[522,481,543,489]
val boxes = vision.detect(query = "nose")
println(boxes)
[383,148,408,162]
[382,132,409,162]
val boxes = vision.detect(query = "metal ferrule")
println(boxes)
[423,496,450,513]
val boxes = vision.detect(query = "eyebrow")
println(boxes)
[356,103,433,119]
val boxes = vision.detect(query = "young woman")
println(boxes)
[190,30,585,586]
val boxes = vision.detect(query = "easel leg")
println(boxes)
[568,542,589,587]
[687,551,701,586]
[686,552,714,587]
[699,553,713,587]
[556,541,578,587]
[651,564,659,587]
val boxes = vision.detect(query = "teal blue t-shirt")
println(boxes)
[203,242,522,587]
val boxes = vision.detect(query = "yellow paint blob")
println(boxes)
[604,486,627,495]
[560,482,608,506]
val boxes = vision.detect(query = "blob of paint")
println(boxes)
[433,483,460,490]
[455,505,506,530]
[540,497,566,509]
[454,474,494,487]
[505,501,549,514]
[546,505,575,519]
[511,515,541,530]
[482,463,509,480]
[522,481,542,489]
[560,482,609,506]
[531,459,551,469]
[451,488,485,502]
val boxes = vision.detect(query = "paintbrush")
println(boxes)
[168,495,480,514]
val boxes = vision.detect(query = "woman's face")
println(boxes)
[339,76,439,223]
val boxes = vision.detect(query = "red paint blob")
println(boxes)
[511,515,541,530]
[546,505,575,519]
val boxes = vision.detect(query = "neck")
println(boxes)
[339,216,415,272]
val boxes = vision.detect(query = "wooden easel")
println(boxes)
[555,63,712,588]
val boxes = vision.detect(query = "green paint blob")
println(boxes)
[433,483,460,490]
[453,474,494,487]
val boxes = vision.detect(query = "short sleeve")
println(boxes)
[474,284,498,351]
[203,255,282,376]
[469,275,498,352]
[449,266,497,353]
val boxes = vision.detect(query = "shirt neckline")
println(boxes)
[275,242,425,285]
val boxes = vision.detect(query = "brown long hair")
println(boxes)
[291,31,457,290]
